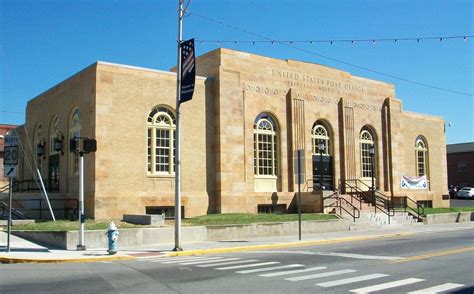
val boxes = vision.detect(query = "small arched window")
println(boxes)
[253,113,278,176]
[360,129,375,178]
[69,109,81,175]
[312,123,330,155]
[147,106,176,175]
[415,137,428,176]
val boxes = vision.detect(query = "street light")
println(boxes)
[369,145,375,207]
[37,139,46,158]
[318,141,325,191]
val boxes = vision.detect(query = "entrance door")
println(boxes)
[312,155,333,190]
[48,154,60,192]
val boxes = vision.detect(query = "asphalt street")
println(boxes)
[1,225,473,293]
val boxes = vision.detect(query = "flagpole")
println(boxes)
[173,0,184,251]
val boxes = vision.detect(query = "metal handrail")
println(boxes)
[0,201,30,220]
[393,195,424,221]
[338,197,360,222]
[339,179,394,224]
[1,199,78,220]
[323,190,360,223]
[1,179,60,194]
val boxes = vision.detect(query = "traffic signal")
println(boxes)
[70,137,97,154]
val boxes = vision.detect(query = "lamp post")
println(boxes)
[369,145,375,207]
[318,142,325,191]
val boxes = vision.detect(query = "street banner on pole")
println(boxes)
[179,38,195,103]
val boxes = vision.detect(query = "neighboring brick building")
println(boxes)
[15,48,449,219]
[0,124,19,187]
[447,142,474,188]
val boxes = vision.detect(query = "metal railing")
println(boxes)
[0,199,78,220]
[339,179,395,224]
[0,179,60,194]
[323,190,360,223]
[392,195,425,221]
[0,202,30,220]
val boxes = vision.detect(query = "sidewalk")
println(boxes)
[1,222,473,263]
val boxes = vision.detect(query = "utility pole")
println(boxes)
[174,0,184,251]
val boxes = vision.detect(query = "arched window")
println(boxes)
[312,123,330,155]
[360,129,375,178]
[147,106,176,175]
[415,137,428,176]
[69,109,81,175]
[253,113,278,176]
[49,116,60,155]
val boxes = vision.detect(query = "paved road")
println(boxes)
[1,226,473,293]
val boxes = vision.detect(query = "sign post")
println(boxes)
[70,137,97,251]
[174,0,195,252]
[3,135,19,253]
[294,149,305,241]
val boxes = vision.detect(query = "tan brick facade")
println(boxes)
[16,48,449,219]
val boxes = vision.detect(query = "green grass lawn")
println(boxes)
[10,219,147,231]
[182,213,337,226]
[8,213,337,231]
[423,207,474,215]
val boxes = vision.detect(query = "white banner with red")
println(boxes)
[401,174,428,190]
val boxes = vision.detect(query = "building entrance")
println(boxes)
[312,155,334,191]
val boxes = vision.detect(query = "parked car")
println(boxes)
[457,187,474,199]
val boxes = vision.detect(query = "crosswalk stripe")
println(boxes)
[350,278,425,293]
[216,262,280,270]
[197,259,259,268]
[285,269,356,281]
[160,257,222,264]
[408,283,465,294]
[259,266,327,278]
[316,274,389,287]
[179,258,241,265]
[236,264,304,274]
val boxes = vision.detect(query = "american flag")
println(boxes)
[180,38,195,103]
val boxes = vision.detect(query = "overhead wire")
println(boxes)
[186,10,473,97]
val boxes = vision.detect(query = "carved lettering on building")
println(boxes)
[245,84,381,112]
[271,69,365,98]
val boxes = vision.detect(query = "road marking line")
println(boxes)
[236,264,304,274]
[390,246,474,264]
[315,252,402,260]
[169,257,227,264]
[285,269,356,281]
[215,262,280,270]
[350,278,424,293]
[316,274,389,287]
[179,258,241,265]
[408,283,465,294]
[259,266,327,277]
[160,257,222,264]
[197,259,259,268]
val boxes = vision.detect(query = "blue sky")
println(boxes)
[1,0,472,144]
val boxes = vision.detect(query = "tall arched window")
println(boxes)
[360,129,375,178]
[312,123,330,155]
[147,106,176,175]
[415,137,428,176]
[49,116,60,155]
[69,109,81,175]
[253,113,277,176]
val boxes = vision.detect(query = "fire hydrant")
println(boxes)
[106,221,119,255]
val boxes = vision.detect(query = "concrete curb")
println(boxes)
[0,231,414,263]
[164,232,415,257]
[0,254,135,264]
